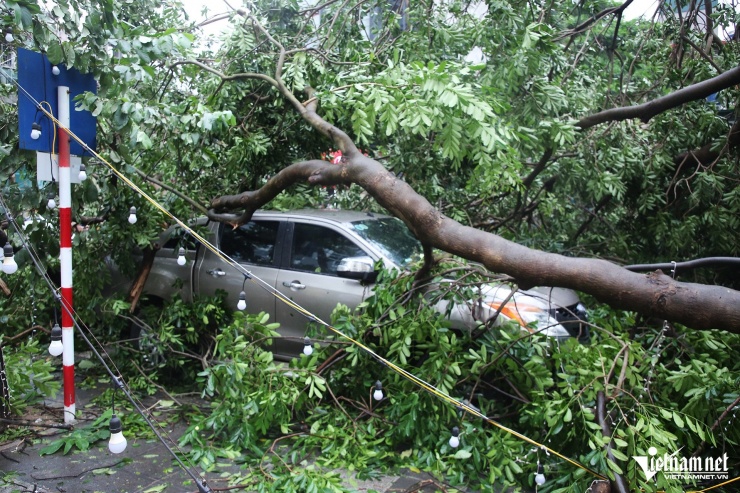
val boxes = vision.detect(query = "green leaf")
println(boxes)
[47,43,64,65]
[39,440,65,456]
[453,450,472,459]
[673,412,684,429]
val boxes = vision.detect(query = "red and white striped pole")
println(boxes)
[57,85,75,423]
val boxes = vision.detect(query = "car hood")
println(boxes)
[477,283,580,310]
[525,286,581,309]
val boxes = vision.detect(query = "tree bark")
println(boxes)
[577,65,740,130]
[673,118,740,166]
[201,17,740,334]
[127,247,159,313]
[0,278,9,297]
[597,391,629,493]
[209,153,740,333]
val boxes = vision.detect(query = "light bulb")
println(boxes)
[52,65,61,76]
[373,380,383,401]
[31,123,41,140]
[449,426,460,448]
[535,462,545,485]
[303,337,313,356]
[237,291,247,310]
[47,192,56,210]
[49,323,63,357]
[78,164,87,181]
[128,207,137,224]
[177,247,186,266]
[2,244,17,275]
[108,415,127,454]
[4,33,13,43]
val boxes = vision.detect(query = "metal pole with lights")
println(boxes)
[57,85,76,423]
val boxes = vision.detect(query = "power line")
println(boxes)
[0,193,213,493]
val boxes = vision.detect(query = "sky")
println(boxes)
[177,0,665,28]
[623,0,661,21]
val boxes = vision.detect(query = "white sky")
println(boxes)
[179,0,235,39]
[623,0,661,20]
[178,0,666,33]
[176,0,726,41]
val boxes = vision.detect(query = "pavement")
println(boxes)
[0,378,463,493]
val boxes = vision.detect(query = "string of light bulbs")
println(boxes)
[0,192,214,493]
[7,65,737,492]
[3,77,614,486]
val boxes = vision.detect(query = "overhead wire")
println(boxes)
[0,193,213,493]
[9,65,737,489]
[7,78,611,484]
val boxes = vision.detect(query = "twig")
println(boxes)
[0,417,73,430]
[129,359,183,407]
[31,459,127,480]
[692,394,740,457]
[0,326,49,347]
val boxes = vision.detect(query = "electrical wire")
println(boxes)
[7,80,611,484]
[8,65,736,488]
[0,194,212,493]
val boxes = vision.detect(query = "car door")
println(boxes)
[195,219,283,325]
[274,221,374,357]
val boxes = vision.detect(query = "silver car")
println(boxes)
[128,209,588,359]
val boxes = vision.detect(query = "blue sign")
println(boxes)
[17,48,97,156]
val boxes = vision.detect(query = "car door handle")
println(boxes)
[282,280,306,290]
[207,268,226,277]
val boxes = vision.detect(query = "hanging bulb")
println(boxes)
[48,323,63,356]
[373,380,383,401]
[534,462,546,486]
[127,207,137,224]
[177,247,186,266]
[4,32,13,43]
[237,291,247,310]
[30,122,42,140]
[2,244,17,275]
[47,192,57,210]
[78,164,87,181]
[449,426,460,448]
[108,415,128,454]
[303,337,313,356]
[52,65,61,76]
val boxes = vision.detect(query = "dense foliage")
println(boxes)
[1,0,739,491]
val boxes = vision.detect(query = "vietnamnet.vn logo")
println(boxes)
[633,447,729,481]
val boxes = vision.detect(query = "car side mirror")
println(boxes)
[336,256,377,283]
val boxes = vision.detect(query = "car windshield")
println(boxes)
[350,218,422,267]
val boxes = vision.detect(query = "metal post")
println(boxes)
[57,85,75,423]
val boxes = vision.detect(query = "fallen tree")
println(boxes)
[200,9,740,334]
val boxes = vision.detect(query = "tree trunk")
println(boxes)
[127,247,158,313]
[209,153,740,333]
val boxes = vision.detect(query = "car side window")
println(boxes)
[290,223,367,275]
[221,221,280,266]
[162,227,197,251]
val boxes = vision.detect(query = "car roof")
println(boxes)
[253,208,392,223]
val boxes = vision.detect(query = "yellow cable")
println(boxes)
[28,93,702,485]
[688,475,740,493]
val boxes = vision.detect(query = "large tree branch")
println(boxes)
[673,118,740,166]
[210,153,740,333]
[203,15,740,334]
[577,65,740,130]
[556,0,634,40]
